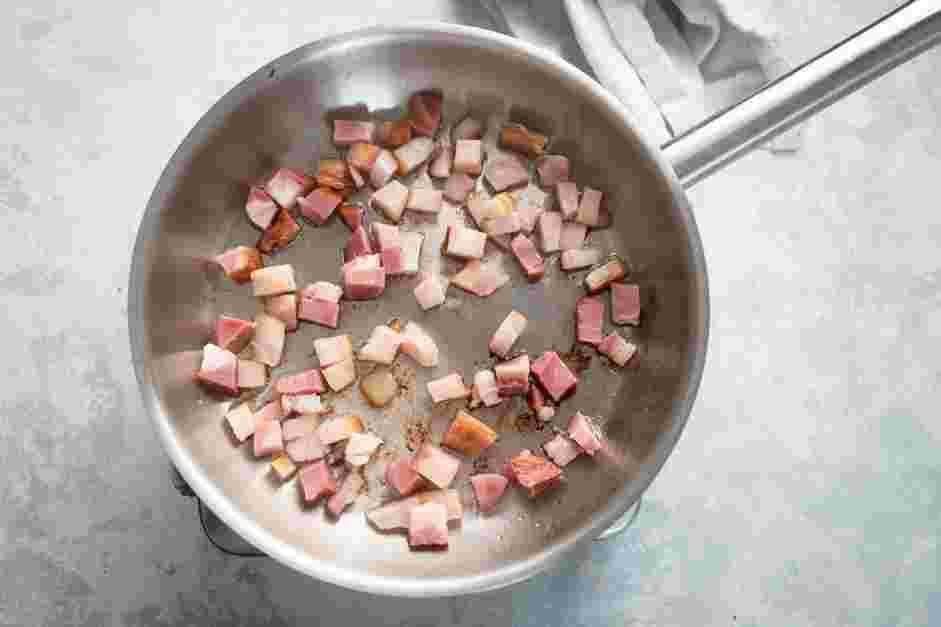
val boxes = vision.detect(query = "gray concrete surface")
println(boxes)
[2,1,939,625]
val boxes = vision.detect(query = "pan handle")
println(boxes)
[661,0,941,188]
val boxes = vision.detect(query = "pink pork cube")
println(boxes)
[427,373,471,404]
[576,296,605,346]
[536,155,570,187]
[568,412,602,456]
[225,404,256,443]
[559,222,588,250]
[215,316,253,353]
[298,282,342,329]
[413,274,447,311]
[414,443,461,489]
[444,173,475,204]
[531,351,578,402]
[327,472,365,517]
[537,211,562,254]
[196,344,238,396]
[245,186,279,230]
[298,460,337,505]
[253,420,285,458]
[265,168,313,209]
[372,223,404,275]
[543,434,583,467]
[484,155,530,192]
[333,119,375,145]
[344,225,374,261]
[298,188,342,225]
[576,187,603,227]
[275,369,325,396]
[286,431,327,463]
[495,354,530,397]
[265,293,298,333]
[598,333,637,367]
[408,502,449,548]
[471,473,509,513]
[385,456,424,496]
[527,384,555,421]
[612,283,641,325]
[510,234,545,282]
[556,182,579,220]
[254,400,284,426]
[343,256,386,300]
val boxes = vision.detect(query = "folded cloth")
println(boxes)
[480,0,802,151]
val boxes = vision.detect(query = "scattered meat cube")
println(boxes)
[323,358,356,392]
[366,489,462,530]
[527,384,555,420]
[251,264,296,297]
[531,351,578,402]
[372,223,404,275]
[611,283,641,325]
[342,255,386,300]
[214,246,262,283]
[327,471,365,517]
[358,324,403,365]
[349,142,381,172]
[443,172,475,204]
[298,188,342,225]
[442,410,497,456]
[538,211,562,254]
[408,90,443,137]
[413,274,448,310]
[556,182,579,220]
[245,187,279,230]
[450,260,510,297]
[484,155,530,192]
[338,205,365,232]
[507,450,562,497]
[495,354,530,396]
[400,321,439,367]
[282,415,321,441]
[408,503,449,548]
[429,139,452,178]
[256,208,301,254]
[344,225,374,262]
[385,456,424,497]
[536,155,570,187]
[472,370,502,407]
[513,185,550,233]
[216,316,254,353]
[406,188,443,213]
[500,123,548,158]
[315,159,355,195]
[414,442,461,488]
[237,359,266,389]
[377,119,413,148]
[298,460,336,505]
[254,399,284,425]
[196,344,238,395]
[333,119,375,145]
[598,333,637,367]
[298,282,342,329]
[253,420,284,458]
[510,233,545,281]
[568,412,602,455]
[543,434,583,467]
[399,231,424,275]
[483,213,522,237]
[370,149,399,188]
[471,474,509,513]
[561,248,602,271]
[281,393,327,416]
[276,368,325,396]
[313,335,353,367]
[270,454,297,481]
[371,179,409,223]
[225,404,256,442]
[489,310,527,358]
[346,432,383,466]
[576,296,605,346]
[348,161,365,188]
[265,168,313,209]
[445,225,487,260]
[265,293,297,332]
[560,222,588,251]
[427,373,471,403]
[360,367,398,407]
[576,187,603,227]
[394,137,435,176]
[585,257,627,293]
[286,431,327,463]
[317,414,365,445]
[251,313,286,367]
[453,140,483,175]
[453,116,483,141]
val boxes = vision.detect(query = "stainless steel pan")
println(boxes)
[128,1,941,597]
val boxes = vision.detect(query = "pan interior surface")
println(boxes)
[130,25,707,596]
